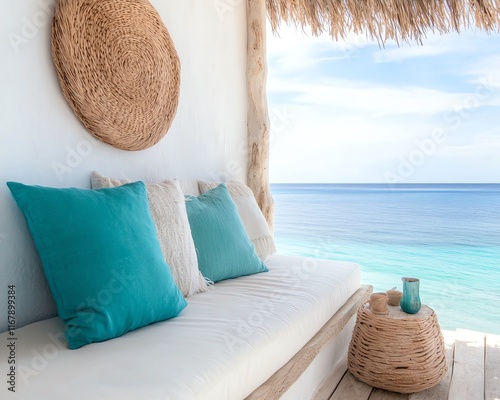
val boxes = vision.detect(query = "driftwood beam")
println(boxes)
[247,0,274,232]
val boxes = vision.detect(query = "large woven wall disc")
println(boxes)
[51,0,181,151]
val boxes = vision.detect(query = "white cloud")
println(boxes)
[463,55,500,87]
[372,30,493,63]
[269,104,432,183]
[267,24,373,74]
[373,43,451,63]
[269,77,475,117]
[267,27,500,183]
[269,82,500,183]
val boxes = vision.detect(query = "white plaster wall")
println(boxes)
[0,0,248,332]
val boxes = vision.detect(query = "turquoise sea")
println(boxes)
[271,184,500,334]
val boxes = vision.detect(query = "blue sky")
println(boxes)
[267,27,500,183]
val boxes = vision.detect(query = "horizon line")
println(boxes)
[269,182,500,185]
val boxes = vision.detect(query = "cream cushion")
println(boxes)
[198,181,276,261]
[91,172,207,297]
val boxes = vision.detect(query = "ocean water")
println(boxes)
[271,183,500,334]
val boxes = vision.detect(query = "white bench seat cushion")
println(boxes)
[1,254,360,400]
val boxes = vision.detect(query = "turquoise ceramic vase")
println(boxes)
[400,277,421,314]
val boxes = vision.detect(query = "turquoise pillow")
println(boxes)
[7,181,187,349]
[185,183,268,282]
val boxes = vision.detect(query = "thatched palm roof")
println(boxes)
[266,0,500,43]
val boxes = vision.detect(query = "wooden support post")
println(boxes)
[247,0,274,232]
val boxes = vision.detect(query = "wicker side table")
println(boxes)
[348,304,447,393]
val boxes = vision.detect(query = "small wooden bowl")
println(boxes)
[386,290,403,306]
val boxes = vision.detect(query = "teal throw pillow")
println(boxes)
[7,181,187,349]
[185,183,268,282]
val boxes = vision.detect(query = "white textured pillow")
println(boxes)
[91,172,207,297]
[198,181,276,261]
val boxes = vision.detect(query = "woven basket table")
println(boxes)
[348,304,447,393]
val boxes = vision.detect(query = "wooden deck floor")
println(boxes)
[319,329,500,400]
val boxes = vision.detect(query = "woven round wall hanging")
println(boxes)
[51,0,181,151]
